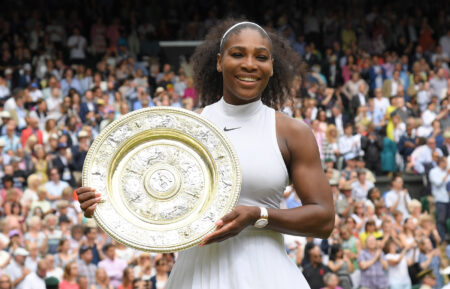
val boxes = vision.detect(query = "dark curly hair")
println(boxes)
[192,19,305,109]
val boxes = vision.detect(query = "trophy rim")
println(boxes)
[82,106,241,253]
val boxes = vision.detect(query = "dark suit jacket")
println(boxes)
[79,102,98,123]
[52,155,76,187]
[351,94,369,116]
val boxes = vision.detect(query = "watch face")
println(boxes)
[255,219,268,228]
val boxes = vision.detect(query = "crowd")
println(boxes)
[0,0,449,289]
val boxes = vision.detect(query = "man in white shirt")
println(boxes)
[339,124,358,161]
[351,170,374,201]
[420,102,437,137]
[67,27,87,63]
[4,248,31,289]
[414,138,443,174]
[45,168,70,205]
[21,260,47,289]
[373,88,389,115]
[429,68,448,98]
[428,157,450,242]
[439,29,450,58]
[385,176,411,220]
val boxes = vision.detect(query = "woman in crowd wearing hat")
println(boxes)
[77,20,334,289]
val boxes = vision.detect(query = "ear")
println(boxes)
[217,53,222,73]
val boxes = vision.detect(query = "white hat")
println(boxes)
[23,63,32,71]
[78,130,89,138]
[4,68,12,75]
[0,139,5,147]
[14,247,29,257]
[441,266,450,275]
[0,111,11,118]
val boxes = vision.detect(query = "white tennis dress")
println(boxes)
[166,98,310,289]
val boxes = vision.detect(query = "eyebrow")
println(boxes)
[227,46,271,54]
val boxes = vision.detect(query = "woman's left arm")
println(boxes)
[201,115,334,246]
[263,115,334,237]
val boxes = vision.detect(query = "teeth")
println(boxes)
[238,77,257,82]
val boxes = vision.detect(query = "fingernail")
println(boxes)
[95,197,102,202]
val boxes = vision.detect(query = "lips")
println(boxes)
[236,76,258,82]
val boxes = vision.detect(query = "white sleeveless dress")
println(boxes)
[166,98,310,289]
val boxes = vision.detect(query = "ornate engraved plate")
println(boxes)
[82,107,241,253]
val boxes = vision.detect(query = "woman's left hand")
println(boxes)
[200,206,259,246]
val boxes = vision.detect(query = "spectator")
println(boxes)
[45,254,63,281]
[24,216,46,254]
[336,184,354,218]
[67,28,87,65]
[59,261,79,289]
[357,235,389,289]
[98,243,127,288]
[351,170,374,201]
[20,259,47,289]
[0,120,21,154]
[77,246,97,287]
[43,214,62,255]
[327,244,353,289]
[413,137,443,174]
[418,237,445,289]
[385,239,413,289]
[44,168,70,204]
[94,267,114,289]
[0,274,12,289]
[54,239,77,269]
[428,156,450,242]
[118,267,134,289]
[4,248,31,289]
[30,186,51,215]
[150,256,170,289]
[303,245,331,289]
[384,176,411,219]
[359,220,383,247]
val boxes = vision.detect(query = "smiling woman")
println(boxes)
[76,19,334,289]
[165,20,335,289]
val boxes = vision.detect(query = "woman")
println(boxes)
[24,216,46,254]
[365,187,381,209]
[54,239,77,268]
[417,237,444,289]
[30,144,50,183]
[0,274,12,289]
[322,124,340,163]
[77,20,334,289]
[383,239,412,289]
[327,244,353,289]
[380,126,397,175]
[150,257,170,289]
[118,267,134,289]
[93,268,114,289]
[21,174,40,208]
[134,253,153,281]
[59,261,79,289]
[359,219,383,247]
[351,201,366,234]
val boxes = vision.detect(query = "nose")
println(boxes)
[241,55,257,72]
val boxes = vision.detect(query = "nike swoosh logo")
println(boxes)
[223,126,241,132]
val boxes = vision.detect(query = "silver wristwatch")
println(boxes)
[254,207,269,228]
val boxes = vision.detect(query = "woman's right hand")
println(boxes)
[76,187,101,218]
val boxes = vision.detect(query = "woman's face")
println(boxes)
[218,28,273,105]
[369,188,380,200]
[0,276,11,289]
[70,263,78,277]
